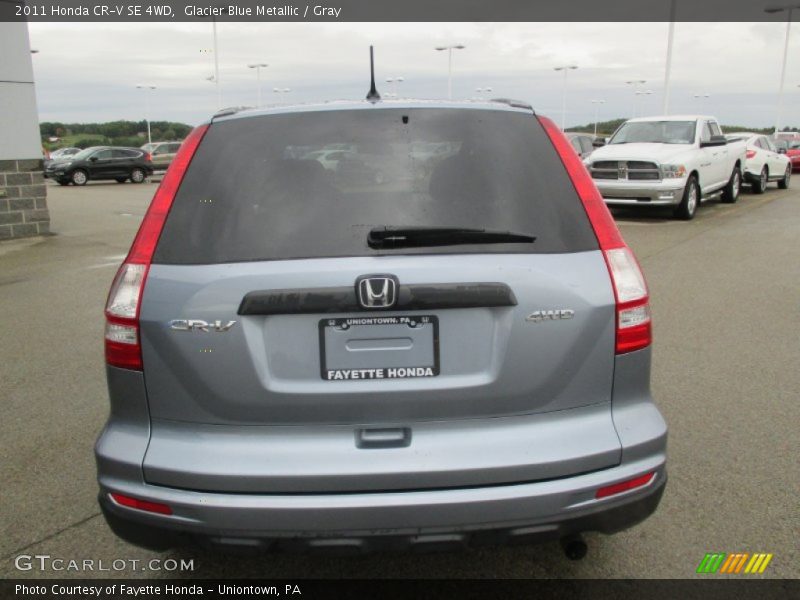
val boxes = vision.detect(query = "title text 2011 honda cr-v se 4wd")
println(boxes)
[97,98,667,557]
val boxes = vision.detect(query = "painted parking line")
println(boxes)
[84,254,126,270]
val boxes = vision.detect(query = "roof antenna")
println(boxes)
[366,45,381,102]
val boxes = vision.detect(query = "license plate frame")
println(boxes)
[319,315,440,381]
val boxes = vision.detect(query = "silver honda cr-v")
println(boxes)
[97,98,667,557]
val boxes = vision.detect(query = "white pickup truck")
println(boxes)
[585,115,747,220]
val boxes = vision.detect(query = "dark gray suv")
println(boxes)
[97,99,667,556]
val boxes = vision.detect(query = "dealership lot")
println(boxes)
[1,180,798,579]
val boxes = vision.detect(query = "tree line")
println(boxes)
[40,120,194,149]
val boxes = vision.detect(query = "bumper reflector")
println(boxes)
[595,472,655,499]
[110,493,172,515]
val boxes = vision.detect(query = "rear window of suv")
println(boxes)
[154,108,598,264]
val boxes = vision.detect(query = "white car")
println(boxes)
[724,133,791,194]
[585,115,747,220]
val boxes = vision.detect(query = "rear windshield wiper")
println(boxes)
[368,226,536,249]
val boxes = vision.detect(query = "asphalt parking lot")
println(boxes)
[1,179,798,579]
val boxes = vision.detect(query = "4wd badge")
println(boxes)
[526,310,575,323]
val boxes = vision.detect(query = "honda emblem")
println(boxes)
[356,275,398,309]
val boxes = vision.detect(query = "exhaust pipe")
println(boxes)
[560,534,588,560]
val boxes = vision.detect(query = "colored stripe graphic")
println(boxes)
[745,553,774,574]
[699,552,773,574]
[720,553,744,573]
[697,553,726,573]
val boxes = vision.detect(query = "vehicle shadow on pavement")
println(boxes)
[161,534,607,579]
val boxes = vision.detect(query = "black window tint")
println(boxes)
[709,122,722,137]
[169,143,181,153]
[94,149,112,159]
[154,108,598,264]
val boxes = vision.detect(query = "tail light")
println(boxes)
[539,115,652,354]
[144,152,152,162]
[746,150,756,159]
[104,124,209,370]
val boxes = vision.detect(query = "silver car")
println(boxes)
[97,100,667,557]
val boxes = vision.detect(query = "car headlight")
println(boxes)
[661,164,686,179]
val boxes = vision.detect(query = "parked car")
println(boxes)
[785,141,800,173]
[97,100,667,555]
[45,146,154,185]
[141,141,182,170]
[303,148,355,171]
[43,147,80,171]
[51,147,80,160]
[584,115,747,220]
[565,132,596,158]
[724,133,791,193]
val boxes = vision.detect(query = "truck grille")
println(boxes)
[591,161,661,181]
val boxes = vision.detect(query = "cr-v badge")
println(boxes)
[526,310,575,323]
[169,319,236,332]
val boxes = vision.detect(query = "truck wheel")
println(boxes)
[721,166,741,203]
[752,167,767,194]
[778,165,791,189]
[674,176,699,220]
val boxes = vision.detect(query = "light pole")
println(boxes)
[765,4,800,133]
[554,65,578,130]
[385,76,404,98]
[663,0,677,114]
[135,85,156,146]
[635,90,654,117]
[626,80,647,117]
[272,87,291,101]
[591,99,605,137]
[435,45,465,99]
[212,18,221,109]
[248,63,268,107]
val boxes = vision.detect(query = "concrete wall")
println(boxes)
[0,22,49,239]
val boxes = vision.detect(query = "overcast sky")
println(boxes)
[28,22,800,128]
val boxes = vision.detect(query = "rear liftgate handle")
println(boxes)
[356,428,412,449]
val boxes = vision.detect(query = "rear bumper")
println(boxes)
[98,461,666,552]
[594,179,685,206]
[97,348,667,552]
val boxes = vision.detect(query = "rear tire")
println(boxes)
[71,169,88,186]
[721,166,741,203]
[130,168,146,184]
[778,165,791,189]
[752,167,767,194]
[674,175,699,220]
